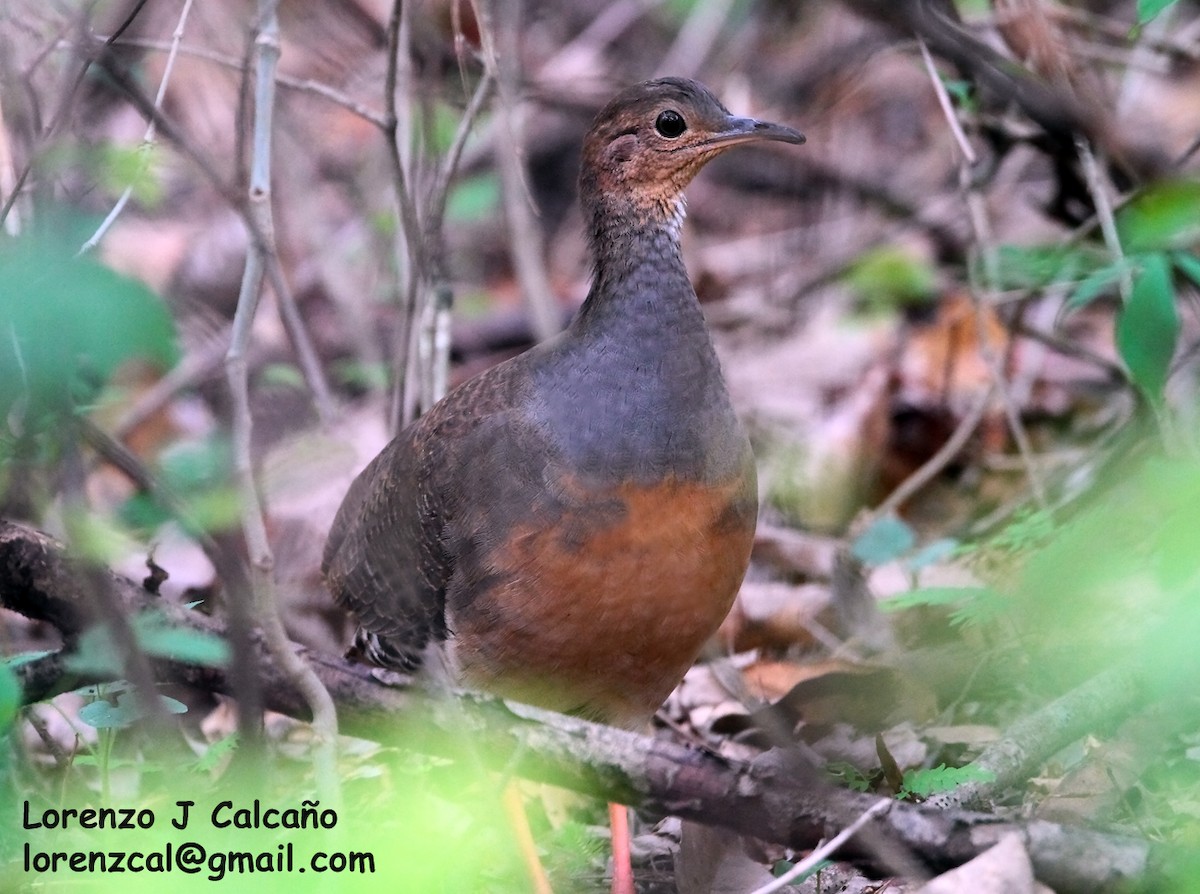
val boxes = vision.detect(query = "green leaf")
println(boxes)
[900,764,995,798]
[851,515,916,565]
[1173,251,1200,289]
[1116,253,1179,403]
[0,215,178,424]
[881,586,994,612]
[992,244,1087,290]
[193,732,240,773]
[0,663,20,732]
[1062,260,1127,314]
[1137,0,1177,25]
[844,246,937,313]
[446,174,500,223]
[66,611,229,675]
[134,613,230,667]
[1116,180,1200,253]
[77,689,187,730]
[903,538,960,572]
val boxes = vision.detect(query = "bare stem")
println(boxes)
[225,0,340,808]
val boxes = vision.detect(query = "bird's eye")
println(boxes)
[655,110,687,138]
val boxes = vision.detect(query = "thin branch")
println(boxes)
[475,0,561,344]
[916,44,1047,506]
[872,384,996,520]
[927,664,1143,811]
[89,36,389,128]
[918,39,976,165]
[0,0,152,230]
[225,0,340,806]
[80,0,197,254]
[750,798,893,894]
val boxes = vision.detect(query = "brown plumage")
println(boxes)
[323,78,804,727]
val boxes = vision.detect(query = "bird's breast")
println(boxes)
[448,469,756,727]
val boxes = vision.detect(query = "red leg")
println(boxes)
[608,802,635,894]
[502,783,554,894]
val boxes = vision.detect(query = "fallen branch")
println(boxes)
[1,520,1156,892]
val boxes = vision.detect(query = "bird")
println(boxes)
[323,76,804,893]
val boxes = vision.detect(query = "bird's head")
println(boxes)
[579,77,804,225]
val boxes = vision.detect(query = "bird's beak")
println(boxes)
[702,116,805,149]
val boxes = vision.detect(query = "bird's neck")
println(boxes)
[575,193,701,336]
[531,191,743,485]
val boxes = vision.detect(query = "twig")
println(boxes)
[961,165,1049,508]
[382,0,428,433]
[1075,137,1131,302]
[749,798,892,894]
[89,36,389,128]
[918,40,976,165]
[873,385,996,520]
[0,95,23,235]
[225,0,340,808]
[927,664,1142,811]
[475,0,561,344]
[79,0,196,254]
[916,33,1048,505]
[0,0,152,230]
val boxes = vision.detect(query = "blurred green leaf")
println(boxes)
[333,359,389,392]
[0,219,178,425]
[98,143,164,207]
[78,689,187,730]
[0,663,19,732]
[904,538,960,572]
[1137,0,1178,25]
[1063,259,1128,314]
[845,246,937,313]
[992,244,1092,290]
[260,362,305,390]
[193,731,239,773]
[446,173,500,223]
[1116,253,1179,403]
[66,610,229,675]
[852,514,915,565]
[881,585,994,612]
[1174,251,1200,289]
[1117,180,1200,253]
[900,764,995,797]
[120,436,238,534]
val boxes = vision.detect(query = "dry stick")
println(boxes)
[0,0,151,229]
[750,798,893,894]
[872,384,997,522]
[91,37,389,128]
[425,73,495,406]
[226,1,340,809]
[476,0,561,345]
[111,327,231,440]
[382,0,428,433]
[918,44,1048,507]
[83,50,334,427]
[0,94,22,235]
[79,0,196,255]
[926,664,1143,811]
[60,440,167,732]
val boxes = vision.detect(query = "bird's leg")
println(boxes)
[502,782,554,894]
[608,802,635,894]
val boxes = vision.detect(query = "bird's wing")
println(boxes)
[321,362,530,671]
